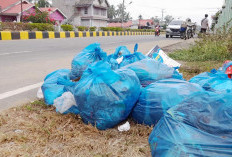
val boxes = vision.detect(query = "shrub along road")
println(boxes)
[0,35,192,111]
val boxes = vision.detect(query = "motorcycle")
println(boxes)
[155,26,160,36]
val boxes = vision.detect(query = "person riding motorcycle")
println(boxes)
[155,24,161,36]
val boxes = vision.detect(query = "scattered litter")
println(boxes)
[147,45,181,68]
[14,129,23,134]
[118,121,130,132]
[54,92,79,115]
[36,87,44,99]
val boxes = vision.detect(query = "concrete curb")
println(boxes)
[0,31,154,41]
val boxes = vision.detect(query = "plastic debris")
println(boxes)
[42,69,70,105]
[123,59,183,87]
[74,61,141,130]
[147,45,181,68]
[69,43,107,80]
[36,87,44,99]
[54,92,79,115]
[118,121,130,132]
[132,79,204,126]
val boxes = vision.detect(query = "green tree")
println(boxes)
[164,15,174,25]
[37,0,50,7]
[138,14,143,20]
[107,5,116,20]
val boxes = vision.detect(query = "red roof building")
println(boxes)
[0,0,36,22]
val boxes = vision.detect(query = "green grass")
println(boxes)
[169,32,232,62]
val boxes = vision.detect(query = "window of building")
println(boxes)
[101,9,106,16]
[84,8,88,14]
[94,8,99,15]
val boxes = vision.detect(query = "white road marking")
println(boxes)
[0,51,32,56]
[0,82,43,100]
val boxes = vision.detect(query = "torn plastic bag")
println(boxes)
[189,69,232,92]
[42,69,70,105]
[149,114,232,157]
[74,61,141,130]
[69,43,107,80]
[132,79,204,126]
[168,91,232,138]
[123,59,183,87]
[54,92,79,115]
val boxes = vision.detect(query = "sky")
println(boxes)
[108,0,224,25]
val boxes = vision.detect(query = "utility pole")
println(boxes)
[161,9,165,22]
[20,0,23,22]
[121,0,125,28]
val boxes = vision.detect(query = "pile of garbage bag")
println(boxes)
[39,43,232,156]
[132,79,204,126]
[149,91,232,157]
[74,61,141,130]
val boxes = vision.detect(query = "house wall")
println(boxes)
[92,19,107,27]
[50,10,65,23]
[23,7,36,16]
[53,0,75,19]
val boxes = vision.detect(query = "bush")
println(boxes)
[61,24,74,31]
[28,23,54,31]
[0,22,31,31]
[89,27,96,31]
[169,31,232,61]
[23,11,55,24]
[77,26,88,31]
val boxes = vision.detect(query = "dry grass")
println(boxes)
[0,100,153,157]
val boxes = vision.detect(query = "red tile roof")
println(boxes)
[3,2,34,14]
[0,0,19,10]
[39,7,57,13]
[108,19,154,28]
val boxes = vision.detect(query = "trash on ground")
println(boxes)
[39,43,232,157]
[42,69,70,105]
[36,87,44,99]
[189,61,232,92]
[69,43,107,80]
[74,61,141,130]
[118,121,130,132]
[147,45,181,69]
[123,59,183,87]
[149,91,232,157]
[132,79,204,126]
[54,92,79,115]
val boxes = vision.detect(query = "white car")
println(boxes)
[166,20,184,38]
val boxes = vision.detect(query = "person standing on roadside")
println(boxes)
[201,14,209,33]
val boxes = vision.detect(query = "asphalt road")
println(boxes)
[0,35,183,111]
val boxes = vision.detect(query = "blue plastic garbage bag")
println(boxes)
[74,61,141,130]
[168,91,232,138]
[109,46,131,60]
[123,59,183,87]
[69,43,107,80]
[42,69,70,105]
[119,52,147,68]
[148,114,232,157]
[189,69,232,92]
[132,79,204,126]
